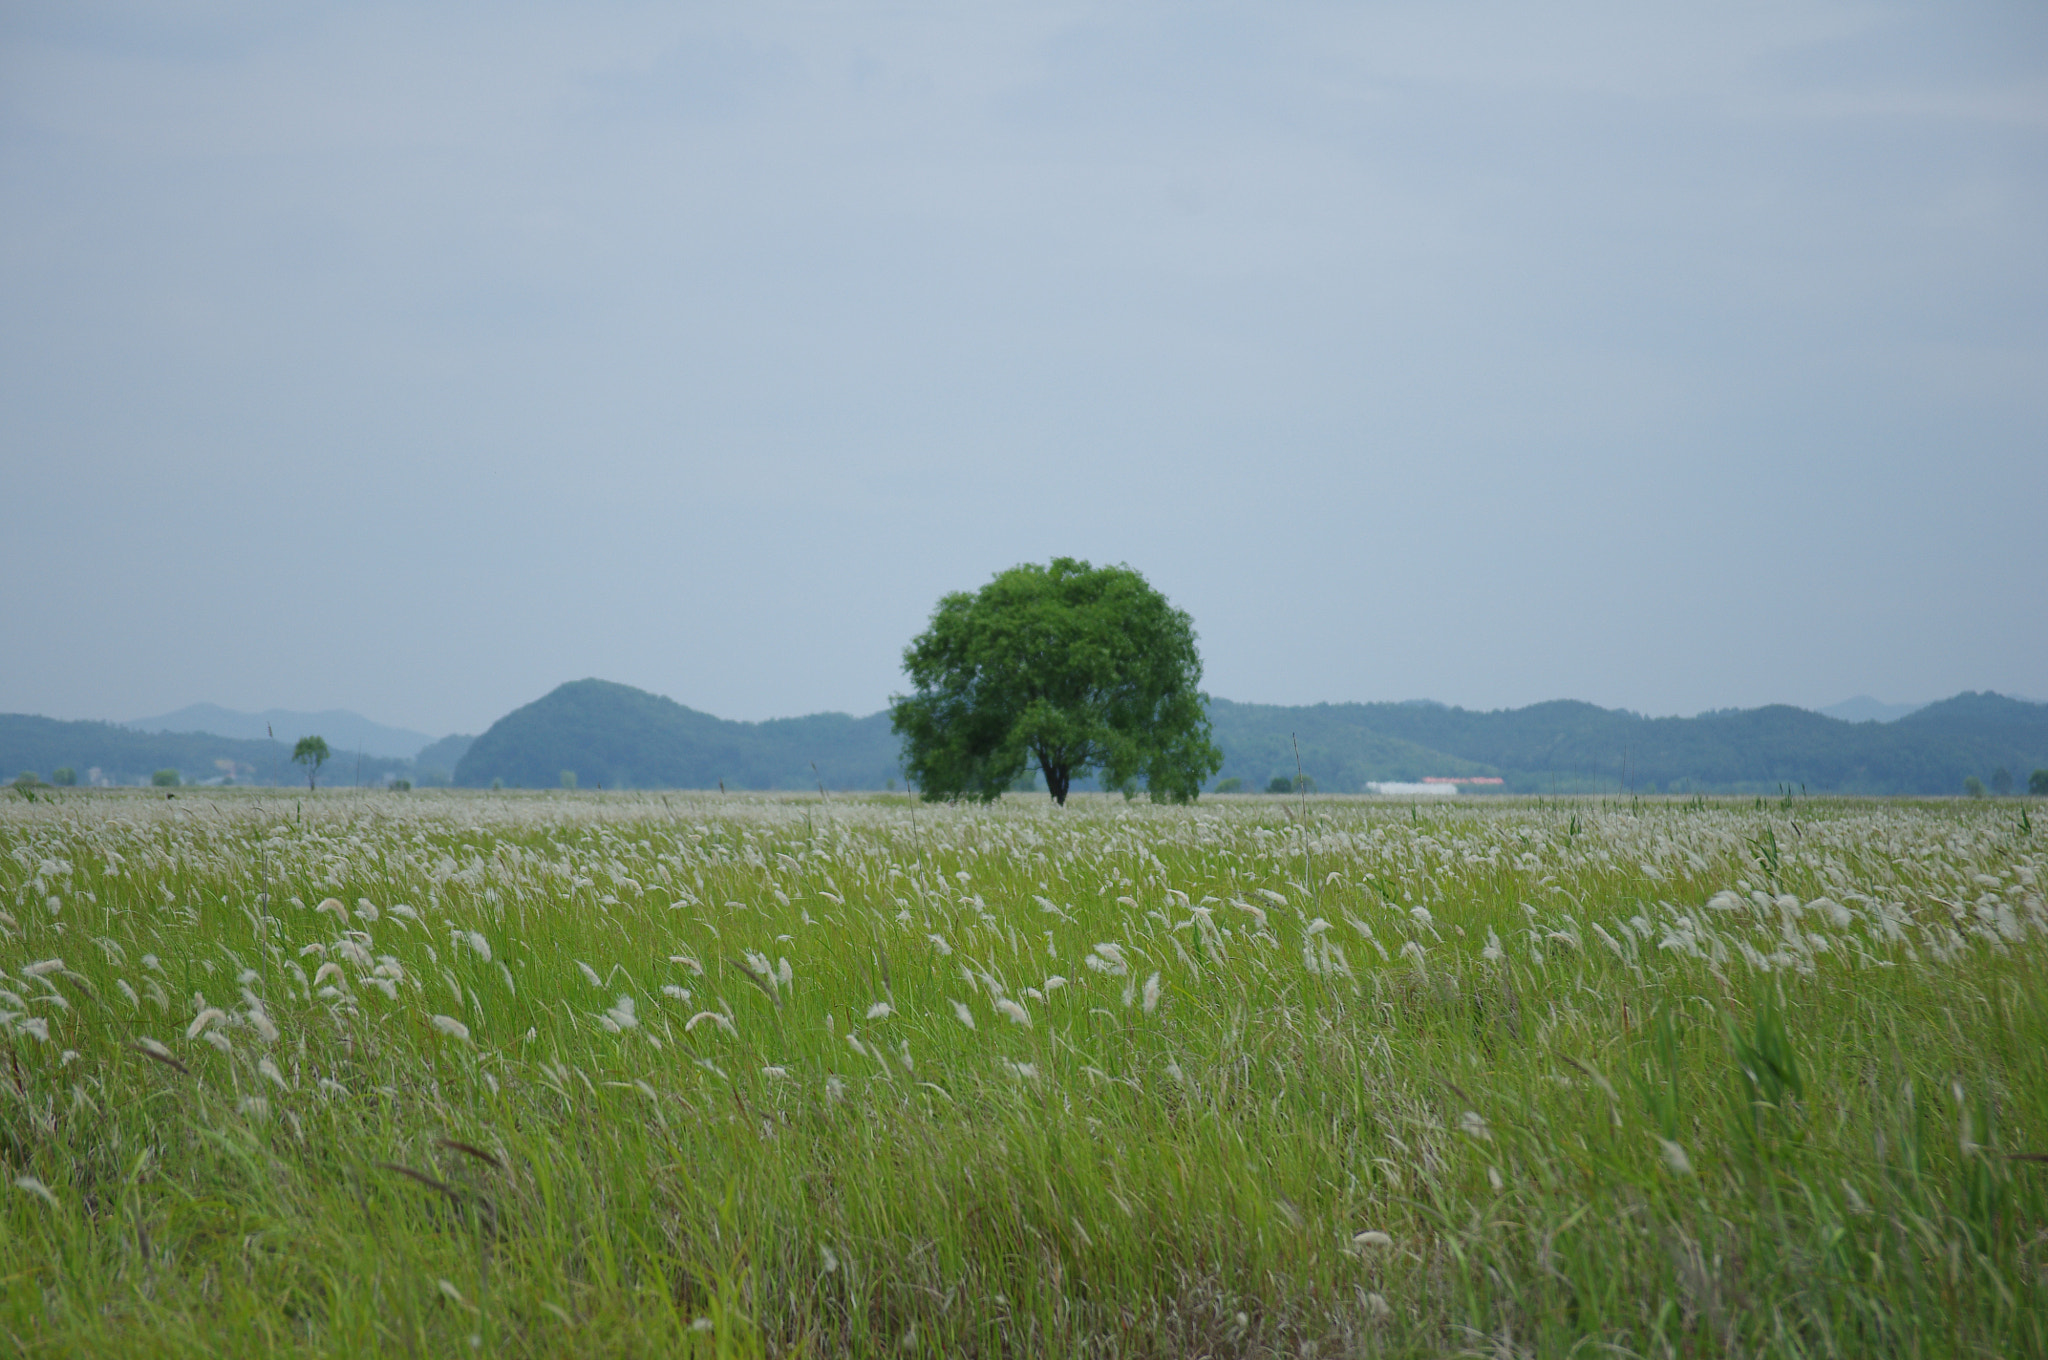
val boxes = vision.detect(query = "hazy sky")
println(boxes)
[4,1,2043,737]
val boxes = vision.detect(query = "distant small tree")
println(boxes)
[152,769,180,788]
[1964,775,1986,799]
[13,771,38,791]
[2033,769,2048,797]
[292,736,331,790]
[1991,767,2014,797]
[1266,776,1294,794]
[560,770,578,790]
[52,768,76,787]
[1214,776,1243,793]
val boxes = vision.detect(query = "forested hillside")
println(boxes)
[453,680,902,791]
[0,715,411,787]
[1209,692,2048,794]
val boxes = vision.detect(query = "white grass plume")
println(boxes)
[1085,943,1128,977]
[14,1176,58,1208]
[244,1005,279,1044]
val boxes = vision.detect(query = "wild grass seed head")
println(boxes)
[13,1176,57,1208]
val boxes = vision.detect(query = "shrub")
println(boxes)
[561,770,578,790]
[1214,777,1243,793]
[51,768,76,787]
[151,769,180,788]
[1267,776,1293,794]
[1964,775,1985,799]
[1991,767,2014,797]
[2032,769,2048,796]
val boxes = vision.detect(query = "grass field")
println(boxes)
[1,788,2044,1357]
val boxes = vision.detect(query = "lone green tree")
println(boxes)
[292,735,331,790]
[890,558,1223,805]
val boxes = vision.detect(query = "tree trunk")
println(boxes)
[1041,757,1070,806]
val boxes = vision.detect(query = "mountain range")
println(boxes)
[446,679,2046,797]
[124,704,437,759]
[0,718,416,789]
[1203,692,2046,795]
[1814,696,1927,724]
[2,711,476,789]
[6,684,2044,795]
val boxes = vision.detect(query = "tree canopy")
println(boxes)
[889,559,1222,805]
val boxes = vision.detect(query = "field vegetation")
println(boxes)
[1,790,2044,1356]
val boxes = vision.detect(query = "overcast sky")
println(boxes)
[3,1,2043,737]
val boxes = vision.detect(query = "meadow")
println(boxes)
[0,788,2043,1357]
